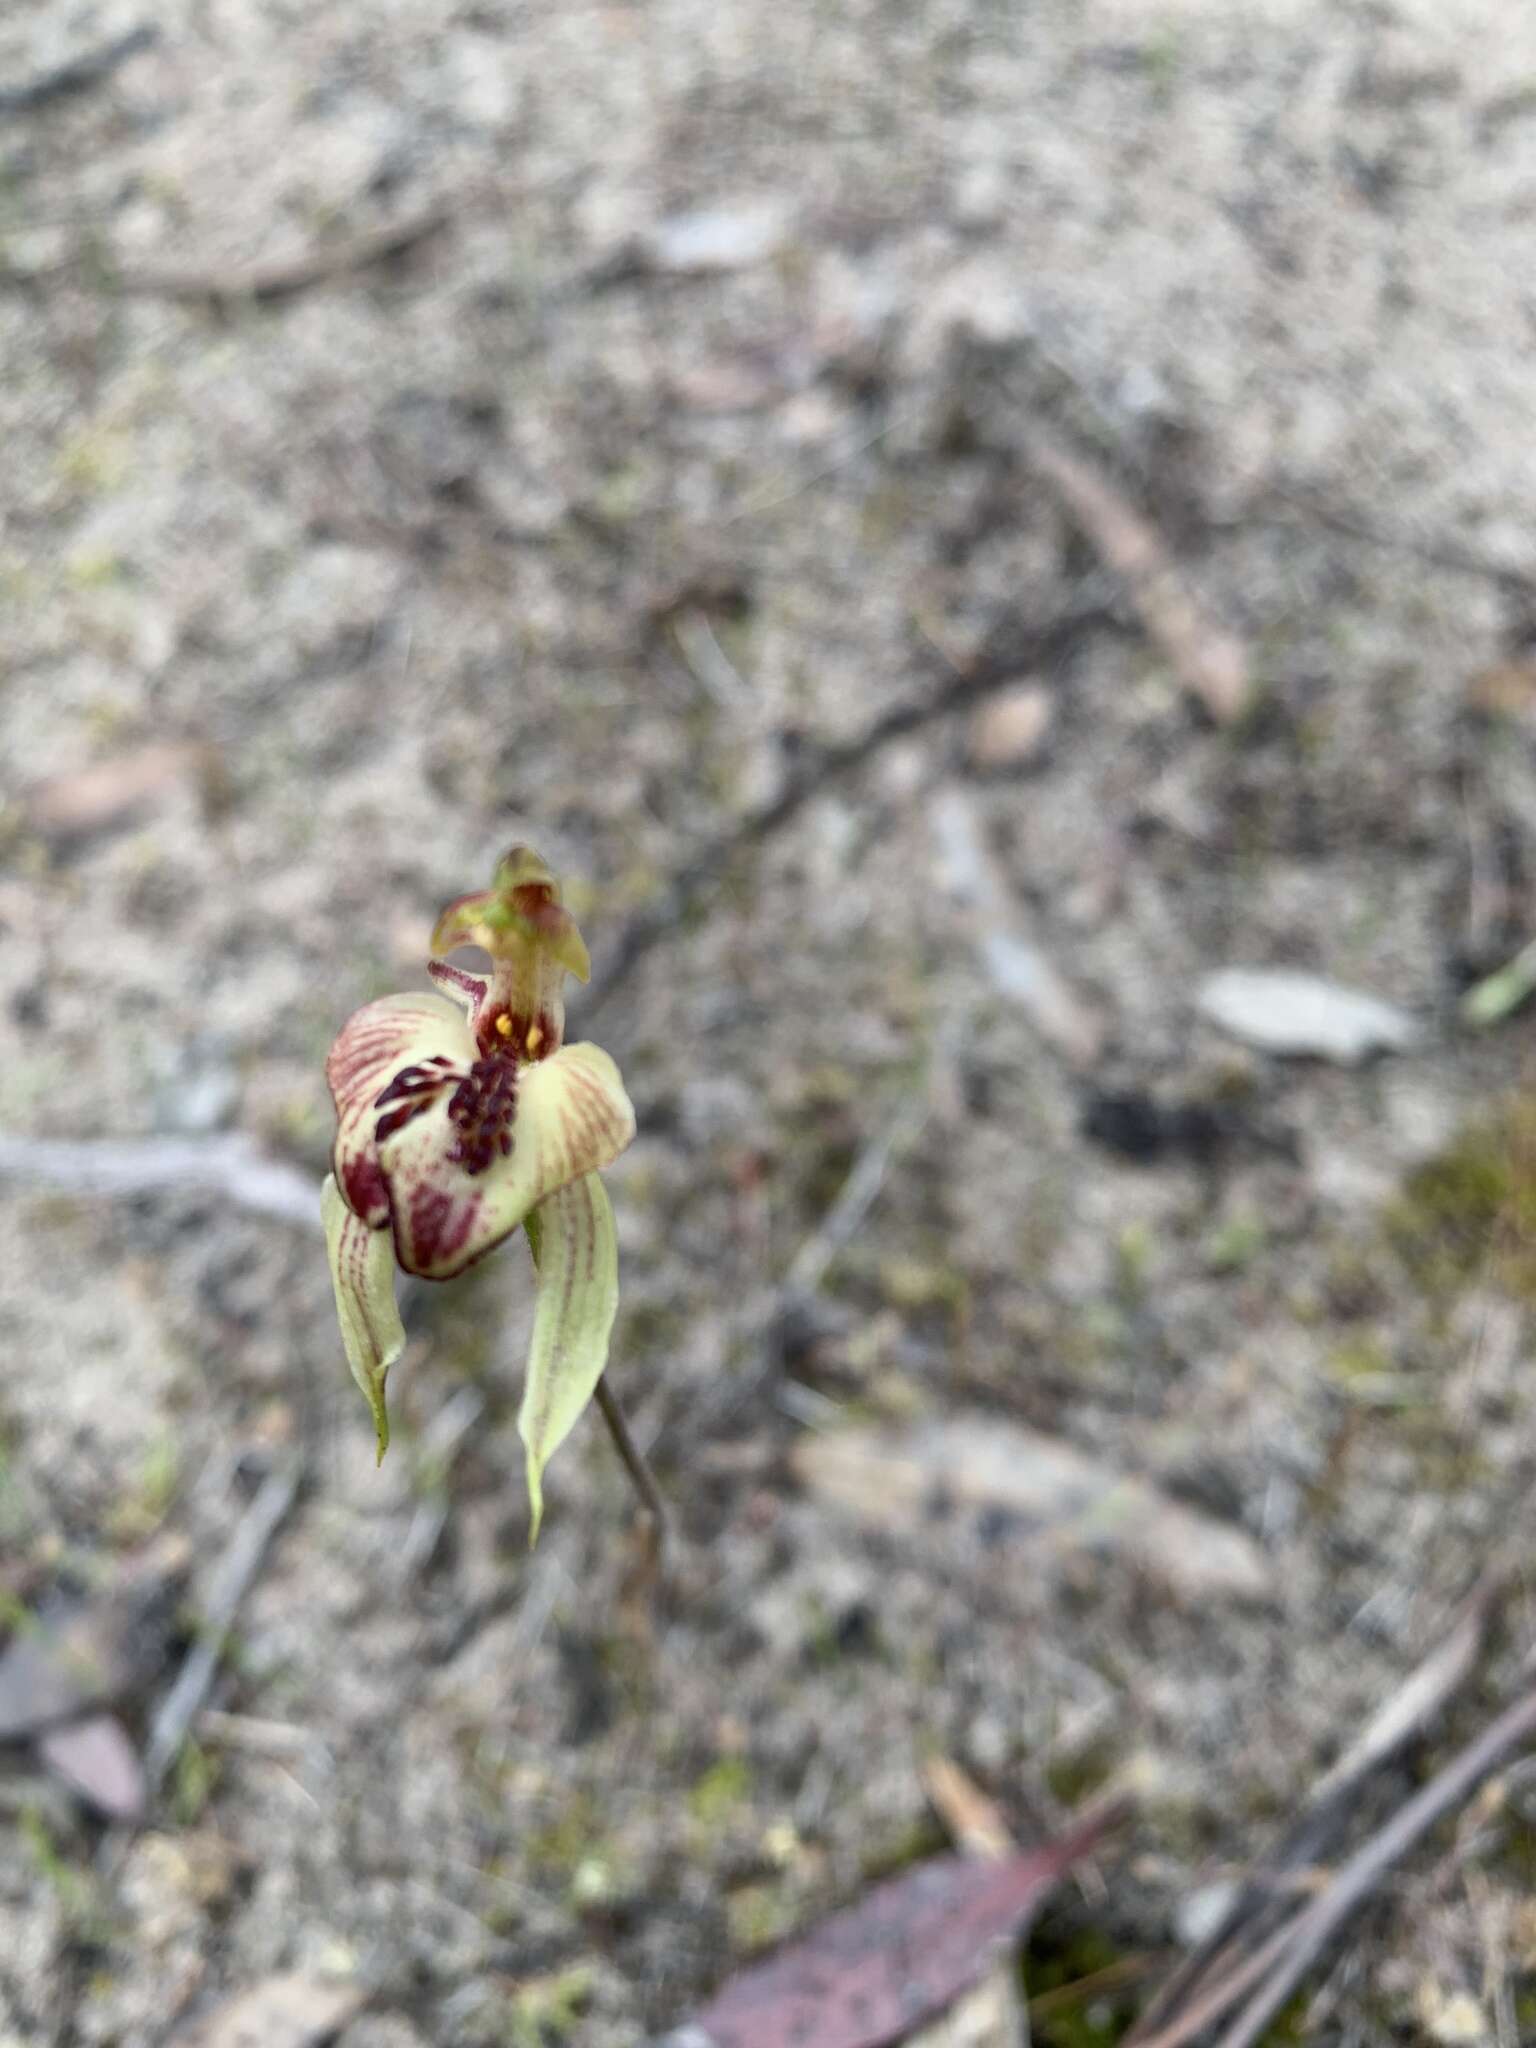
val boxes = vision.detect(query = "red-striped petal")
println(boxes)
[377,1040,635,1280]
[325,992,475,1226]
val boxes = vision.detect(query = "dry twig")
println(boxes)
[1130,1581,1494,2043]
[1129,1583,1517,2048]
[143,1457,303,1799]
[1023,426,1251,724]
[1210,1677,1536,2048]
[585,600,1117,1014]
[929,783,1105,1068]
[0,25,154,116]
[1,207,447,301]
[0,1132,321,1232]
[116,206,448,303]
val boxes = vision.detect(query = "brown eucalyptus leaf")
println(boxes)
[0,1606,123,1738]
[0,1539,192,1740]
[38,1712,147,1820]
[673,1805,1118,2048]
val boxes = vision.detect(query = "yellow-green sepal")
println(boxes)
[519,1172,620,1543]
[321,1173,405,1462]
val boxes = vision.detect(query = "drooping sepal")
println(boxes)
[520,1172,621,1542]
[321,1174,405,1462]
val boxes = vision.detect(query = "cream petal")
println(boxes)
[377,1040,636,1281]
[520,1172,620,1542]
[325,991,474,1225]
[321,1174,405,1461]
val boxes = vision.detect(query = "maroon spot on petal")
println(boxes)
[340,1150,389,1226]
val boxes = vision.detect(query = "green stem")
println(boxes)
[593,1376,669,1549]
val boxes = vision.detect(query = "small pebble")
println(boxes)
[965,684,1053,770]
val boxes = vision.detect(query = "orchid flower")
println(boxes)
[321,847,635,1536]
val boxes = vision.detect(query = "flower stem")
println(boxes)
[593,1376,669,1549]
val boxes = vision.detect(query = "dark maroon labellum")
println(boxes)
[445,1056,518,1175]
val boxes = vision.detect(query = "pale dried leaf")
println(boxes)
[923,1756,1014,1861]
[24,742,205,838]
[1467,659,1536,722]
[171,1973,365,2048]
[38,1713,147,1820]
[906,1968,1025,2048]
[644,199,791,274]
[795,1415,1272,1604]
[1196,968,1420,1063]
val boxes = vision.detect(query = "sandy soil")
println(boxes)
[5,2,1536,2041]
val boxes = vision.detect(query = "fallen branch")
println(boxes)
[115,206,448,303]
[1023,426,1250,724]
[0,1132,321,1233]
[1138,1581,1499,2048]
[0,206,447,302]
[1129,1580,1495,2042]
[0,25,154,116]
[1213,1676,1536,2048]
[143,1457,302,1799]
[585,599,1117,1015]
[929,783,1104,1068]
[1130,1595,1528,2048]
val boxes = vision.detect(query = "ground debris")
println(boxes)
[1460,935,1536,1028]
[20,742,208,843]
[660,1803,1119,2048]
[0,1132,322,1233]
[144,1458,302,1799]
[1023,426,1250,724]
[170,1972,365,2048]
[1128,1581,1511,2048]
[640,199,793,275]
[37,1713,146,1821]
[930,784,1105,1068]
[1195,968,1421,1063]
[964,682,1054,770]
[793,1415,1273,1604]
[0,23,155,117]
[0,1537,191,1740]
[914,1757,1026,2046]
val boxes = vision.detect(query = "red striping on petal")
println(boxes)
[428,959,489,1006]
[402,1181,482,1274]
[407,1185,451,1269]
